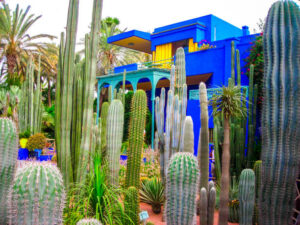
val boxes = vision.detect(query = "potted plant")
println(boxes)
[18,129,31,160]
[26,133,46,160]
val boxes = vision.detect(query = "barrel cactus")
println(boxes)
[106,99,124,187]
[259,1,300,224]
[76,218,102,225]
[0,118,18,224]
[7,163,66,225]
[165,152,199,225]
[125,90,147,189]
[239,169,255,225]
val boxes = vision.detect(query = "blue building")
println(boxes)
[96,14,258,153]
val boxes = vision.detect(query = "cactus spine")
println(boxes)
[198,82,209,190]
[239,169,255,225]
[182,116,194,153]
[107,99,124,187]
[124,186,139,225]
[165,152,199,225]
[0,118,18,224]
[125,90,147,189]
[200,181,216,225]
[259,1,300,224]
[7,163,66,225]
[76,218,102,225]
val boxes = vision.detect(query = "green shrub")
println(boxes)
[26,133,46,151]
[19,129,31,139]
[140,177,164,214]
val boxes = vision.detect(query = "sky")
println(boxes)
[9,0,281,46]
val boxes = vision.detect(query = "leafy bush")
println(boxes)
[26,133,46,151]
[140,177,164,214]
[19,129,31,139]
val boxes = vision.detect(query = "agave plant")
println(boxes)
[139,177,165,214]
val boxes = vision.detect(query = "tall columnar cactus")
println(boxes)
[125,90,147,189]
[76,218,102,225]
[55,0,103,186]
[231,41,235,84]
[182,116,194,154]
[106,99,124,187]
[175,47,186,99]
[253,160,261,200]
[19,56,42,134]
[124,186,139,225]
[0,118,18,224]
[7,163,65,225]
[236,49,241,87]
[239,169,255,225]
[100,102,109,154]
[200,181,216,225]
[198,82,209,190]
[165,152,199,225]
[259,1,300,224]
[155,60,188,181]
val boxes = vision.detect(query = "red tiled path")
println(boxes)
[140,203,239,225]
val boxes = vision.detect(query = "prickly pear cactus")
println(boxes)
[76,218,102,225]
[166,152,199,225]
[7,163,66,225]
[0,118,18,224]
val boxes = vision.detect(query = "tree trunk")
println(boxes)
[218,117,230,225]
[47,76,52,107]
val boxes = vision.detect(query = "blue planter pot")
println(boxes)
[120,155,127,161]
[18,148,29,160]
[39,155,53,162]
[34,149,42,160]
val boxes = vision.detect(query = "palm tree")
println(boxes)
[210,85,247,225]
[0,3,55,81]
[98,17,149,75]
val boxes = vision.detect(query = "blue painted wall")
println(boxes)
[114,63,138,74]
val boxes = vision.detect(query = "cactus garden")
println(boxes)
[0,0,299,224]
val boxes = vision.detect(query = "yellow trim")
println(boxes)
[188,38,198,52]
[152,43,172,69]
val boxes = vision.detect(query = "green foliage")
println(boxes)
[228,177,239,223]
[26,132,46,151]
[0,118,18,224]
[145,109,152,145]
[139,177,164,214]
[166,152,199,225]
[125,90,147,189]
[210,85,247,120]
[123,91,133,141]
[42,105,55,138]
[7,163,65,225]
[19,129,31,139]
[245,34,263,100]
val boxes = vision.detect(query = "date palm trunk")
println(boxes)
[219,117,230,225]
